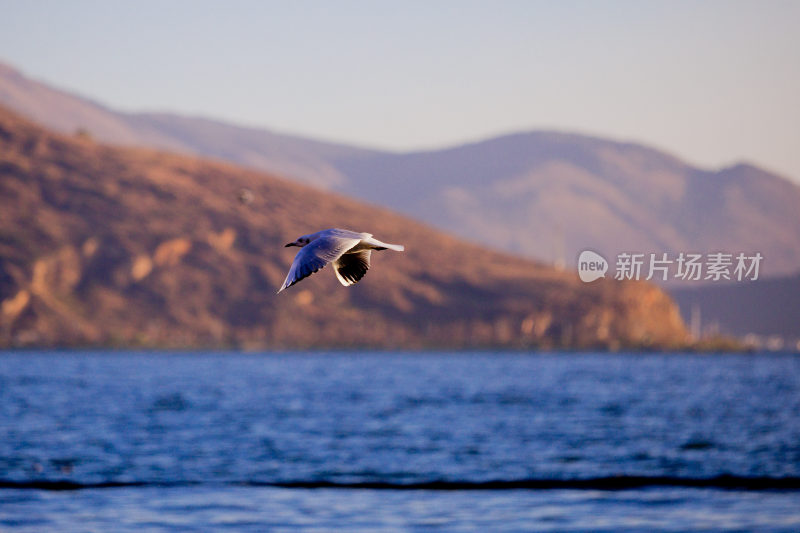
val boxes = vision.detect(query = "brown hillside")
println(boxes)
[0,106,687,349]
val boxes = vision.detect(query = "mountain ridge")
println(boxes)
[0,61,371,188]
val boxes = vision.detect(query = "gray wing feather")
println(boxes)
[278,234,362,292]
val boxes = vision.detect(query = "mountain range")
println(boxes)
[0,105,688,349]
[2,61,799,278]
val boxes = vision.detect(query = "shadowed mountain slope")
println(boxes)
[0,106,687,349]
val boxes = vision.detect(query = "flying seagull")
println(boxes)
[278,228,404,293]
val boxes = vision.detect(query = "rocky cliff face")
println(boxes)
[0,106,687,349]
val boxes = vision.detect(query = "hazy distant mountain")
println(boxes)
[0,105,687,349]
[2,61,798,277]
[0,61,367,188]
[334,135,800,278]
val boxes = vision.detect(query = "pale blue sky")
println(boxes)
[1,0,799,181]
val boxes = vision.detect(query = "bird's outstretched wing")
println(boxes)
[277,234,362,293]
[333,250,371,286]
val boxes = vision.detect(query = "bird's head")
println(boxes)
[285,235,312,248]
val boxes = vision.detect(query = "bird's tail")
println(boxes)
[367,238,404,252]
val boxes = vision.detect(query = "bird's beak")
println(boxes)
[285,242,297,247]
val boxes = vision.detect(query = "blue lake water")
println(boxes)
[1,350,799,531]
